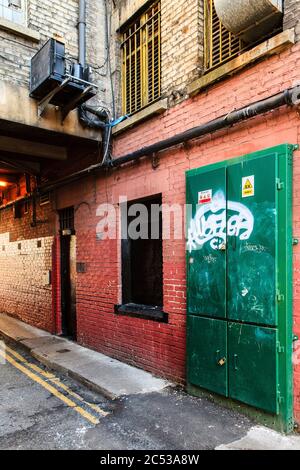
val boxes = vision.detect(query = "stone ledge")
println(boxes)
[0,17,40,42]
[112,98,169,135]
[187,29,295,97]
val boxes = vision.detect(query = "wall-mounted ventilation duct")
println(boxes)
[214,0,283,43]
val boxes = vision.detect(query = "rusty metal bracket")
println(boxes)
[60,85,94,123]
[37,77,71,118]
[152,153,160,170]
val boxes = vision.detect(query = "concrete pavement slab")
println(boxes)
[0,312,170,400]
[216,426,300,450]
[20,336,66,350]
[0,313,51,342]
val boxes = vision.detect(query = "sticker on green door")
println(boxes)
[242,175,255,198]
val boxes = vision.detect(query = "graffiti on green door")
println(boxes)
[187,190,254,252]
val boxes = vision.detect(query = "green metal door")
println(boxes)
[227,155,278,326]
[228,322,279,414]
[186,144,294,431]
[186,168,226,318]
[187,316,228,396]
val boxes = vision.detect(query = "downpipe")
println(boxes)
[77,0,112,164]
[39,86,300,193]
[106,86,300,168]
[78,0,86,68]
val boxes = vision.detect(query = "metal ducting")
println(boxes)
[214,0,283,43]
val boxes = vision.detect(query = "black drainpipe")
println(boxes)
[39,86,300,193]
[107,86,300,168]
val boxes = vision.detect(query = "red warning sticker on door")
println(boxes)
[198,189,212,204]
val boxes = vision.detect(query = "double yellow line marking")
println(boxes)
[0,344,109,425]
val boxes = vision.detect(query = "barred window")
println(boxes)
[204,0,244,71]
[204,0,283,72]
[0,0,26,26]
[121,1,161,115]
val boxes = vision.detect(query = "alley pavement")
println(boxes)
[1,333,300,450]
[0,335,257,450]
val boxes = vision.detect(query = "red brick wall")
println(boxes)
[2,38,300,422]
[55,43,300,418]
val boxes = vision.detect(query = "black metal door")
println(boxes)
[59,207,76,340]
[60,235,76,339]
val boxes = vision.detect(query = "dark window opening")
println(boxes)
[117,194,166,322]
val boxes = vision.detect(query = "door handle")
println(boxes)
[234,354,239,371]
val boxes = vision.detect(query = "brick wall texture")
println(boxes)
[56,40,300,421]
[0,200,56,331]
[2,0,300,425]
[161,0,203,97]
[0,232,54,331]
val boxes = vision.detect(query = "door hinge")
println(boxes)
[276,178,285,190]
[276,290,285,302]
[277,341,285,353]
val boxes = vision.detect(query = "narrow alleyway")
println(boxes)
[0,336,258,450]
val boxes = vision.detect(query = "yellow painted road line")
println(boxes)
[4,344,108,417]
[0,349,100,425]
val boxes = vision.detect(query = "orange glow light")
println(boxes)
[0,181,8,187]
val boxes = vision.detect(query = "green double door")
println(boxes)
[186,146,293,421]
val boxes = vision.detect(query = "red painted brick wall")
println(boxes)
[2,39,300,423]
[56,43,300,419]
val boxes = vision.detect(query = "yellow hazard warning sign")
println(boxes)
[242,175,255,198]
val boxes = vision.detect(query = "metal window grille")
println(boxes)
[59,207,74,232]
[121,1,161,115]
[204,0,244,71]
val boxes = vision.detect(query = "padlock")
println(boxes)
[218,357,226,366]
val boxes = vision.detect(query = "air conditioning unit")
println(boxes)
[214,0,283,43]
[30,39,96,109]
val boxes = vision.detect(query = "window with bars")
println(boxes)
[204,0,244,71]
[0,0,26,26]
[121,1,161,116]
[204,0,283,72]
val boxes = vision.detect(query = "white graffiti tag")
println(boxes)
[187,191,254,252]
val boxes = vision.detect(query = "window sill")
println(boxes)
[0,17,40,42]
[187,29,295,97]
[114,303,168,323]
[112,98,168,136]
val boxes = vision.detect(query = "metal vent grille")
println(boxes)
[121,1,161,115]
[40,192,51,206]
[204,0,244,71]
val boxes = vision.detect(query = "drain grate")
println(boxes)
[56,349,71,354]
